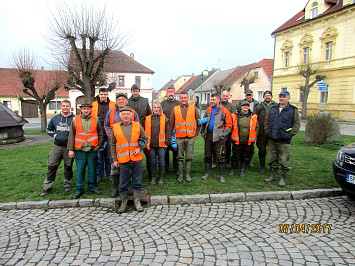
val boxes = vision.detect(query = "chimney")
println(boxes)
[130,53,135,60]
[41,66,44,70]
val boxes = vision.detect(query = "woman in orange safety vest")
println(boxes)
[145,101,171,185]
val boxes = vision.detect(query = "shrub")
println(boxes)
[305,112,340,144]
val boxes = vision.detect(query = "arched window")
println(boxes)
[311,2,318,18]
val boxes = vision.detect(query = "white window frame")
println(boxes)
[325,41,333,60]
[311,2,318,18]
[285,52,290,67]
[320,90,328,103]
[303,47,309,64]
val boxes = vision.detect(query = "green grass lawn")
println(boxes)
[0,131,354,203]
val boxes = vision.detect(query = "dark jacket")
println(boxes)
[94,96,113,141]
[221,101,235,114]
[266,103,300,143]
[254,100,277,135]
[161,99,181,126]
[128,95,152,126]
[46,112,75,147]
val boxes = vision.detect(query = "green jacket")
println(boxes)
[128,95,152,127]
[254,100,277,135]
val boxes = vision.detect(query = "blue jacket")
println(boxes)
[46,112,75,147]
[267,103,297,142]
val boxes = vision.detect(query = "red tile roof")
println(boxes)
[103,51,155,74]
[160,79,175,91]
[0,68,69,97]
[218,63,256,88]
[176,75,199,94]
[272,0,347,35]
[252,59,274,78]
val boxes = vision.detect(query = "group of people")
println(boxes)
[40,84,300,213]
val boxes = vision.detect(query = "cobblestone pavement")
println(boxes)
[1,196,354,265]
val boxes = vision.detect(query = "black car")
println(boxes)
[333,143,355,199]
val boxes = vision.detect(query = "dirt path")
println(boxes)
[0,135,52,150]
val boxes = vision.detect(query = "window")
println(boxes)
[2,101,12,109]
[257,91,263,101]
[311,2,318,18]
[303,47,309,64]
[48,101,61,110]
[285,52,290,67]
[325,41,333,60]
[135,76,141,86]
[119,75,125,87]
[281,87,288,91]
[253,71,259,79]
[320,91,328,103]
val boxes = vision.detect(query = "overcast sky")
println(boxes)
[0,0,306,90]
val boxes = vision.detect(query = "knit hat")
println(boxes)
[263,90,273,97]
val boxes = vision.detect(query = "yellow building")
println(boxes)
[272,0,355,119]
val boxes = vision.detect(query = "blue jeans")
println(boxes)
[74,150,98,194]
[119,161,142,192]
[97,143,111,180]
[149,147,167,167]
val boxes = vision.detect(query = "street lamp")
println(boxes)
[200,69,209,116]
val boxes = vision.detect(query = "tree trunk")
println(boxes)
[39,102,47,131]
[83,76,95,103]
[301,76,310,118]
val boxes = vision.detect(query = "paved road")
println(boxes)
[1,196,354,265]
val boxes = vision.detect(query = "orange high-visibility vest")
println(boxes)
[74,115,99,149]
[174,105,197,138]
[145,114,166,150]
[231,113,258,145]
[110,108,136,129]
[113,121,143,163]
[91,101,115,117]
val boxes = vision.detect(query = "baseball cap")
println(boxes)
[279,91,290,96]
[116,92,128,99]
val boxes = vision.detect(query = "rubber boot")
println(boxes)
[279,171,286,187]
[229,168,236,176]
[265,168,278,182]
[117,191,128,214]
[150,166,157,185]
[177,161,184,183]
[133,189,144,212]
[259,160,266,174]
[185,161,192,182]
[158,166,165,184]
[240,163,246,178]
[111,174,119,198]
[219,165,225,183]
[201,162,212,180]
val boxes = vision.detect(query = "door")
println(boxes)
[21,100,38,118]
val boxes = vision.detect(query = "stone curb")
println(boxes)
[0,188,344,210]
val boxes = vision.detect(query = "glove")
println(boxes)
[198,117,208,125]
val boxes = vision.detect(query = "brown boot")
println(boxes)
[177,161,184,183]
[265,168,278,182]
[133,189,144,212]
[117,191,128,214]
[185,160,192,182]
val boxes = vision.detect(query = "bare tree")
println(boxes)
[12,49,66,131]
[46,2,129,102]
[299,63,326,118]
[212,83,230,95]
[240,74,256,92]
